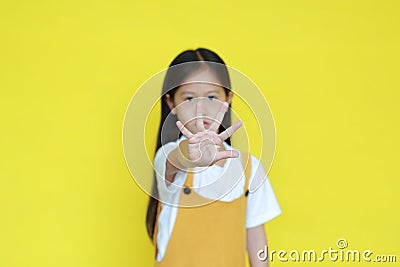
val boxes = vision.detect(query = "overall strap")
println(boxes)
[184,168,194,188]
[241,152,251,197]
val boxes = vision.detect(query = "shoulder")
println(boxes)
[237,153,267,192]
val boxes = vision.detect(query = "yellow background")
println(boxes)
[1,0,399,266]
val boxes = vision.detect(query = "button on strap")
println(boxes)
[183,187,191,195]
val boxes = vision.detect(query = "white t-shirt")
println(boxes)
[154,136,282,262]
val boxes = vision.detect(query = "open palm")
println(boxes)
[176,101,243,167]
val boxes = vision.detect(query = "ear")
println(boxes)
[226,91,234,106]
[164,94,176,115]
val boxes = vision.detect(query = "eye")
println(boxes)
[208,95,216,100]
[185,97,194,102]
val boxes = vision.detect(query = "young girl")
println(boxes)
[146,48,281,267]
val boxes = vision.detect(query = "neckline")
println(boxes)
[181,167,249,206]
[212,158,229,169]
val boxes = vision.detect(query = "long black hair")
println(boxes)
[146,48,232,241]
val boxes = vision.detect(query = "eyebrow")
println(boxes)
[179,91,196,96]
[179,90,218,95]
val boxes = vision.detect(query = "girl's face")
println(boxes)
[165,68,233,134]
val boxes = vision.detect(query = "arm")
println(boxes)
[165,139,191,185]
[246,155,282,267]
[247,224,269,267]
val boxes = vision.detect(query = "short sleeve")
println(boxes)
[246,155,282,228]
[154,140,187,203]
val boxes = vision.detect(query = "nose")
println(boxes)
[195,97,220,123]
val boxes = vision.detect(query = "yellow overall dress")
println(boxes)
[153,153,251,267]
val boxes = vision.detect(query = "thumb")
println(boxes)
[214,149,239,162]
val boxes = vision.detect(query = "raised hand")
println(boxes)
[176,101,243,168]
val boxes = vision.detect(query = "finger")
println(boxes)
[209,101,229,132]
[218,120,243,141]
[176,121,193,139]
[195,101,205,131]
[214,149,239,162]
